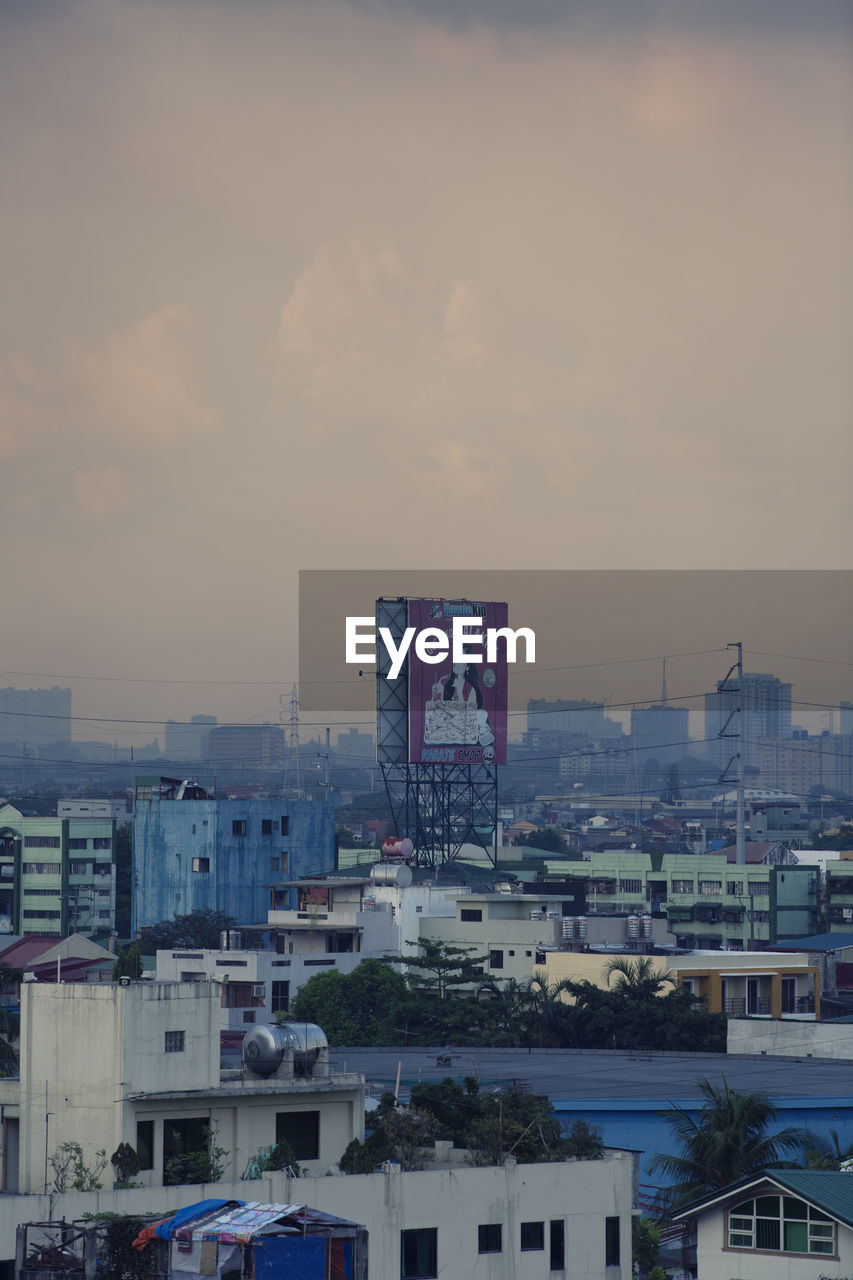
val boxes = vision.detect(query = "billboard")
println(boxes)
[406,599,508,766]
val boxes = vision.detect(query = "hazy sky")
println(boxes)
[1,0,851,744]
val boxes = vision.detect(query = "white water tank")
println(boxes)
[561,917,575,942]
[641,915,653,940]
[243,1022,328,1078]
[576,916,587,942]
[371,863,413,888]
[627,915,640,941]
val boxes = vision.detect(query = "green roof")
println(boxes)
[674,1170,853,1227]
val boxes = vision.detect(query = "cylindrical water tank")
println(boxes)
[641,915,653,940]
[576,916,587,942]
[371,862,414,888]
[561,917,575,942]
[243,1022,328,1077]
[627,915,640,940]
[380,837,414,862]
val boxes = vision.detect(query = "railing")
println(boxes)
[725,997,771,1016]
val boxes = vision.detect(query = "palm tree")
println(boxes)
[603,956,674,998]
[649,1077,807,1211]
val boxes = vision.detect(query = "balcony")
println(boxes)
[725,997,771,1016]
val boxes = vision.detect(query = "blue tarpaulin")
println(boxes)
[155,1201,244,1240]
[254,1236,326,1280]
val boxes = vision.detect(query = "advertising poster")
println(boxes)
[408,599,508,765]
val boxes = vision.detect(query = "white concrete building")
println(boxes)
[0,981,364,1194]
[155,868,467,1031]
[672,1169,853,1280]
[0,1151,635,1280]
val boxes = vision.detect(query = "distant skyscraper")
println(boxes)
[705,672,792,771]
[526,698,622,740]
[841,701,853,736]
[165,714,217,761]
[207,724,285,771]
[0,686,71,751]
[629,704,690,767]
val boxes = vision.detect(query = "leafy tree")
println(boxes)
[603,956,674,999]
[139,909,237,951]
[801,1128,853,1170]
[242,1140,302,1179]
[110,1143,140,1185]
[564,1118,604,1159]
[632,1217,661,1276]
[114,823,132,938]
[112,944,142,981]
[649,1078,808,1211]
[164,1124,227,1186]
[0,978,19,1078]
[49,1141,109,1192]
[514,828,570,854]
[289,958,407,1044]
[89,1214,159,1280]
[401,939,491,1000]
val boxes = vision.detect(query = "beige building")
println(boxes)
[0,982,364,1195]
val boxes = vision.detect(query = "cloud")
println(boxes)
[65,306,216,444]
[68,466,131,522]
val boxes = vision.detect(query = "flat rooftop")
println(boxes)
[328,1047,853,1102]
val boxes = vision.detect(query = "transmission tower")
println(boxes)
[281,683,303,799]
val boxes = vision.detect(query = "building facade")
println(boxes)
[0,803,115,937]
[706,672,792,771]
[132,779,336,932]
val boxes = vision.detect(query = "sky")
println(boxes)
[0,0,851,745]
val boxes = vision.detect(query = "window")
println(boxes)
[525,950,532,957]
[270,856,279,873]
[620,878,642,893]
[23,909,61,919]
[280,852,288,875]
[549,1220,565,1271]
[242,1010,255,1023]
[671,880,693,894]
[460,908,482,922]
[605,1217,620,1266]
[136,1120,154,1171]
[478,1224,502,1254]
[271,980,289,1013]
[699,880,722,895]
[262,819,273,835]
[23,862,61,875]
[401,1228,437,1279]
[24,836,61,848]
[163,1117,209,1186]
[68,838,88,850]
[489,950,504,970]
[508,949,515,956]
[24,888,60,897]
[416,905,423,913]
[520,1221,544,1252]
[164,1031,185,1053]
[727,880,744,895]
[727,1195,835,1255]
[69,861,89,875]
[92,838,111,850]
[276,1110,319,1161]
[192,857,210,873]
[98,909,110,919]
[748,882,770,897]
[232,820,246,836]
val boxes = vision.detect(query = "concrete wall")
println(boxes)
[132,797,335,930]
[728,1018,853,1060]
[0,1154,635,1280]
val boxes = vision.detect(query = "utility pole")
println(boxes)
[717,642,745,867]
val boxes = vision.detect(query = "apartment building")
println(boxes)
[0,803,115,937]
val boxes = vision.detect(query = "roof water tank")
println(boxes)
[242,1022,328,1077]
[627,915,640,939]
[576,916,587,942]
[371,862,414,887]
[561,917,575,942]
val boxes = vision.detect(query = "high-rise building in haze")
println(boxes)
[705,672,792,771]
[165,714,217,761]
[629,704,691,767]
[0,686,71,752]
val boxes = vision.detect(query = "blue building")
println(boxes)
[132,777,335,932]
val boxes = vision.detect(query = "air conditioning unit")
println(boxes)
[252,983,266,998]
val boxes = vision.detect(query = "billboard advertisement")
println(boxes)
[407,599,508,765]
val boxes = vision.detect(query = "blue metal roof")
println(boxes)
[770,930,853,950]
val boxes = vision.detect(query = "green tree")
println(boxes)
[112,944,142,981]
[289,958,407,1044]
[401,939,490,1000]
[0,973,20,1078]
[514,828,569,853]
[139,909,237,951]
[632,1217,661,1275]
[114,823,132,938]
[163,1124,226,1186]
[649,1078,808,1210]
[603,956,674,999]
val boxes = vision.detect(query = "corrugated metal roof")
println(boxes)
[768,931,853,951]
[673,1170,853,1227]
